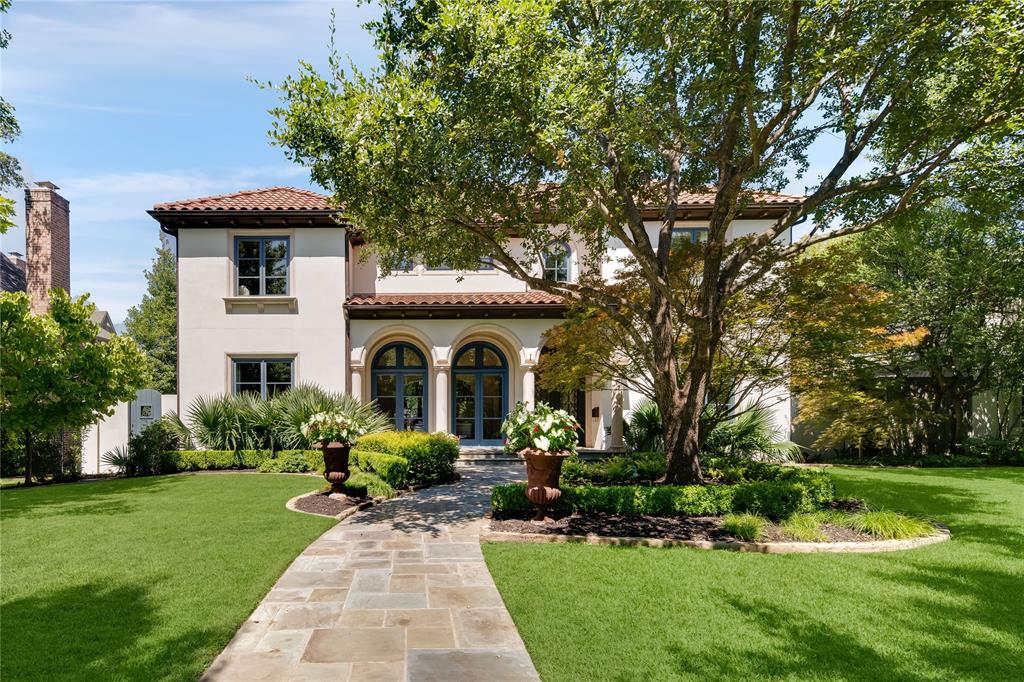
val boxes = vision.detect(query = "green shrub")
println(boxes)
[346,469,397,498]
[164,450,221,471]
[357,431,458,486]
[634,451,667,481]
[350,448,410,489]
[559,455,589,485]
[722,513,765,541]
[234,449,272,469]
[781,513,827,541]
[257,450,313,473]
[491,482,735,518]
[204,450,235,470]
[303,449,325,473]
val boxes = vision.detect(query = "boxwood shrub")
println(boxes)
[234,449,272,469]
[357,432,458,486]
[491,472,835,521]
[350,448,409,489]
[258,450,316,473]
[162,449,274,472]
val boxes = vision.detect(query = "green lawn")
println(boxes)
[485,467,1024,681]
[0,473,333,681]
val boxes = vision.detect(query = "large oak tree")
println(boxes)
[269,0,1024,483]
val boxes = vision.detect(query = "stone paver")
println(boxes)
[203,465,540,682]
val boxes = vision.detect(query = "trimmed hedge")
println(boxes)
[161,449,273,472]
[257,450,317,473]
[491,471,836,521]
[350,448,409,489]
[357,432,458,486]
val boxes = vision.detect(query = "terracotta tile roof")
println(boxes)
[671,190,803,206]
[345,292,564,306]
[152,187,334,212]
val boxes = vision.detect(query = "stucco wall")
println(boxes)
[176,226,348,410]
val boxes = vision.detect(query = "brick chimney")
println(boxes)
[25,181,71,315]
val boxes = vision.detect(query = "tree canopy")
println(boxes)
[269,0,1024,482]
[125,244,178,394]
[0,290,149,482]
[0,0,22,235]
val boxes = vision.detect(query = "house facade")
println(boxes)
[150,187,801,449]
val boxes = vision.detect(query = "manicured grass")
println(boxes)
[484,467,1024,681]
[0,473,333,681]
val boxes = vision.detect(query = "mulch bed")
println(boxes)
[293,493,362,517]
[491,512,876,543]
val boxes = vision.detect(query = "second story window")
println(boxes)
[670,228,709,248]
[236,236,289,296]
[541,242,571,283]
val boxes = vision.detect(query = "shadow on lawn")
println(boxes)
[1,581,218,682]
[0,474,189,521]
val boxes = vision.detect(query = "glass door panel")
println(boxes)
[403,375,425,431]
[454,375,476,440]
[481,374,504,442]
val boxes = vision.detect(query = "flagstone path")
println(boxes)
[203,464,540,682]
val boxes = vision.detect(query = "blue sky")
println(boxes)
[2,1,381,322]
[2,1,846,324]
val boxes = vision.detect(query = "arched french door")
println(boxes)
[371,342,428,431]
[452,342,508,445]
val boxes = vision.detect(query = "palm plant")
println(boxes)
[623,400,665,453]
[167,384,392,452]
[703,406,803,462]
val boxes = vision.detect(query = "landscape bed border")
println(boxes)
[481,525,951,554]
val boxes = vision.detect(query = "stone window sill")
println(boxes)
[223,296,298,314]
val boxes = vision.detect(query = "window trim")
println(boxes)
[232,357,294,399]
[234,235,290,296]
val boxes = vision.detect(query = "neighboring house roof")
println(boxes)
[1,252,27,293]
[90,309,116,342]
[671,190,804,207]
[345,292,566,319]
[152,187,334,212]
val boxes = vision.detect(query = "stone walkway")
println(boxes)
[203,464,540,682]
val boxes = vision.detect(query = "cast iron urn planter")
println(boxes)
[315,441,351,493]
[520,448,572,524]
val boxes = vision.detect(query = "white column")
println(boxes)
[610,381,625,449]
[434,365,450,434]
[522,365,536,409]
[350,367,363,402]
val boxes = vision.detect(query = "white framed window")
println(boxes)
[541,242,571,283]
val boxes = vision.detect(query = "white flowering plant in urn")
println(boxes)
[301,412,367,446]
[501,402,580,454]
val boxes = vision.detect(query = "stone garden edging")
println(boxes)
[481,526,951,554]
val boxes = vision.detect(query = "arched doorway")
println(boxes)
[537,346,587,446]
[371,342,428,431]
[452,342,508,445]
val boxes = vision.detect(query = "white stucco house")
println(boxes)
[149,186,802,450]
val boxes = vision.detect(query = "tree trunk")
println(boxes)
[23,429,33,486]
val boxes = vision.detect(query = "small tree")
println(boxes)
[125,245,178,393]
[793,200,1024,456]
[270,0,1024,482]
[0,290,148,483]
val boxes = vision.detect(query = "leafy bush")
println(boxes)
[103,421,179,477]
[731,478,829,519]
[234,449,272,469]
[559,455,589,485]
[357,431,458,486]
[491,482,736,518]
[634,451,667,481]
[258,450,314,473]
[204,450,235,470]
[350,448,409,489]
[560,452,667,486]
[722,513,765,541]
[345,469,397,498]
[962,437,1024,465]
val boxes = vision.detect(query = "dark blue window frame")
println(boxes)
[371,342,429,432]
[232,358,293,399]
[451,342,509,445]
[234,236,290,296]
[670,228,709,246]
